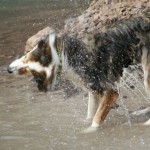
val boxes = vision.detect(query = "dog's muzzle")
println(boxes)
[7,66,14,73]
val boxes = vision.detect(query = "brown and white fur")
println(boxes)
[8,16,150,129]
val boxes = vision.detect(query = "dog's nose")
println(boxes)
[7,66,13,73]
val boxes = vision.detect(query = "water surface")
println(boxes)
[0,1,150,150]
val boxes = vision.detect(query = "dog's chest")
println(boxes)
[61,52,88,91]
[62,62,87,91]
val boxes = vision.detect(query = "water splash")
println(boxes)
[121,65,150,102]
[118,84,132,126]
[117,65,150,125]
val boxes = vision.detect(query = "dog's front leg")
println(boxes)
[91,90,119,128]
[86,92,101,119]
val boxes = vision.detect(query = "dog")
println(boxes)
[8,15,150,128]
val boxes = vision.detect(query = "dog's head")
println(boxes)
[8,31,60,92]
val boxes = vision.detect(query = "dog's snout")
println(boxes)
[7,66,13,73]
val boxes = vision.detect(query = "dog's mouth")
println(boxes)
[18,67,31,74]
[7,66,49,92]
[7,66,31,75]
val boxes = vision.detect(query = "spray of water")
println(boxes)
[118,65,150,125]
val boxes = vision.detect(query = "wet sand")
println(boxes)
[0,1,150,150]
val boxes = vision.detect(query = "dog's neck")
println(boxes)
[55,36,63,79]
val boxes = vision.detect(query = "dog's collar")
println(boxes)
[55,36,63,80]
[56,36,63,59]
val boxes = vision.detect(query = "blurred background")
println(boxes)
[0,0,91,66]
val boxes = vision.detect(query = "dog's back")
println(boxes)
[62,15,150,93]
[95,16,150,78]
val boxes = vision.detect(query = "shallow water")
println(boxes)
[0,0,150,150]
[0,70,150,150]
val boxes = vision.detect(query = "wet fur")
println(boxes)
[62,16,150,93]
[8,15,150,127]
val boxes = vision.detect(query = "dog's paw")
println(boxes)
[85,116,93,121]
[131,107,150,116]
[144,119,150,125]
[82,121,100,133]
[82,126,100,133]
[83,118,92,124]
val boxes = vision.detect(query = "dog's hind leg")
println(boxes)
[86,92,101,119]
[91,90,119,128]
[141,46,150,125]
[142,47,150,96]
[144,119,150,125]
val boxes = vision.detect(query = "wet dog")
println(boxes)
[8,15,150,128]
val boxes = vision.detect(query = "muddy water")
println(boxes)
[0,69,150,150]
[0,1,150,150]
